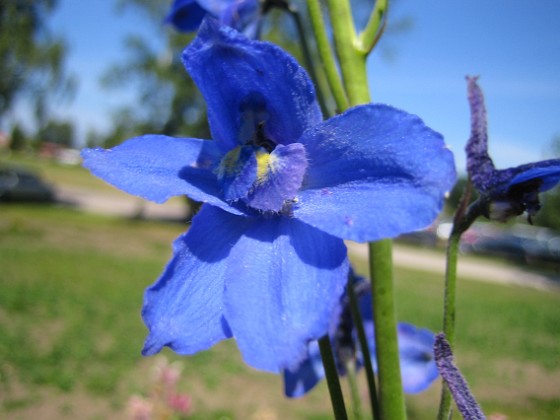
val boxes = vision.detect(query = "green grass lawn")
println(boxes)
[1,204,559,419]
[1,154,559,418]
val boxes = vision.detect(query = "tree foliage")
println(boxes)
[100,0,208,145]
[36,119,75,148]
[9,123,28,151]
[533,135,560,231]
[0,0,74,122]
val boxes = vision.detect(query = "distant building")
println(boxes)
[0,132,9,149]
[38,142,81,165]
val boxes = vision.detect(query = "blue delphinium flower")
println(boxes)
[284,273,439,398]
[466,76,560,223]
[166,0,260,36]
[82,18,455,373]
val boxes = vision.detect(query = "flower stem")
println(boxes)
[319,335,348,420]
[345,360,363,420]
[348,280,380,419]
[369,240,407,420]
[305,0,349,112]
[358,0,389,53]
[437,230,460,420]
[322,1,405,417]
[325,0,369,106]
[437,182,487,420]
[277,2,331,116]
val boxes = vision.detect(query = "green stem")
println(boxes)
[317,1,404,418]
[437,182,487,420]
[369,240,407,420]
[345,360,363,420]
[348,280,379,419]
[322,1,404,417]
[319,335,348,420]
[358,0,389,53]
[280,3,331,116]
[437,230,460,420]
[305,0,349,112]
[325,0,369,105]
[441,232,460,347]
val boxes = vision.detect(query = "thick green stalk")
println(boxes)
[319,335,348,419]
[325,0,369,106]
[305,0,349,112]
[357,0,389,53]
[369,240,407,420]
[321,1,405,418]
[308,1,405,417]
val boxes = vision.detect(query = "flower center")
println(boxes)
[216,138,307,213]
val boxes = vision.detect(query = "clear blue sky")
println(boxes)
[11,1,560,174]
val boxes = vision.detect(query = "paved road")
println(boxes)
[347,242,559,292]
[56,185,560,292]
[56,185,187,220]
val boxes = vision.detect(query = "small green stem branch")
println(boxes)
[358,0,389,53]
[369,240,407,420]
[305,0,349,112]
[319,335,348,419]
[348,281,379,419]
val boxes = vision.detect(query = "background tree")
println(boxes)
[9,123,28,151]
[0,0,74,125]
[101,0,209,144]
[35,119,75,148]
[533,135,560,230]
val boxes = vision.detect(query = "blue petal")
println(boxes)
[247,143,308,211]
[142,205,252,356]
[506,159,560,192]
[220,0,260,36]
[81,135,246,216]
[294,104,456,242]
[197,0,232,14]
[182,18,322,151]
[223,217,349,373]
[283,341,325,398]
[357,289,438,394]
[165,0,208,32]
[397,323,439,393]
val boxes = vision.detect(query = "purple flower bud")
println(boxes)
[434,333,486,420]
[465,77,560,223]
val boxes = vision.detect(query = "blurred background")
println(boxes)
[1,0,559,418]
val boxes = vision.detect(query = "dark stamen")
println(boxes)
[251,121,275,152]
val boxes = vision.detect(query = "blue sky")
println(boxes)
[10,1,560,173]
[368,1,560,171]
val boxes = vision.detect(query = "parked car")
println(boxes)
[443,221,560,265]
[0,166,55,202]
